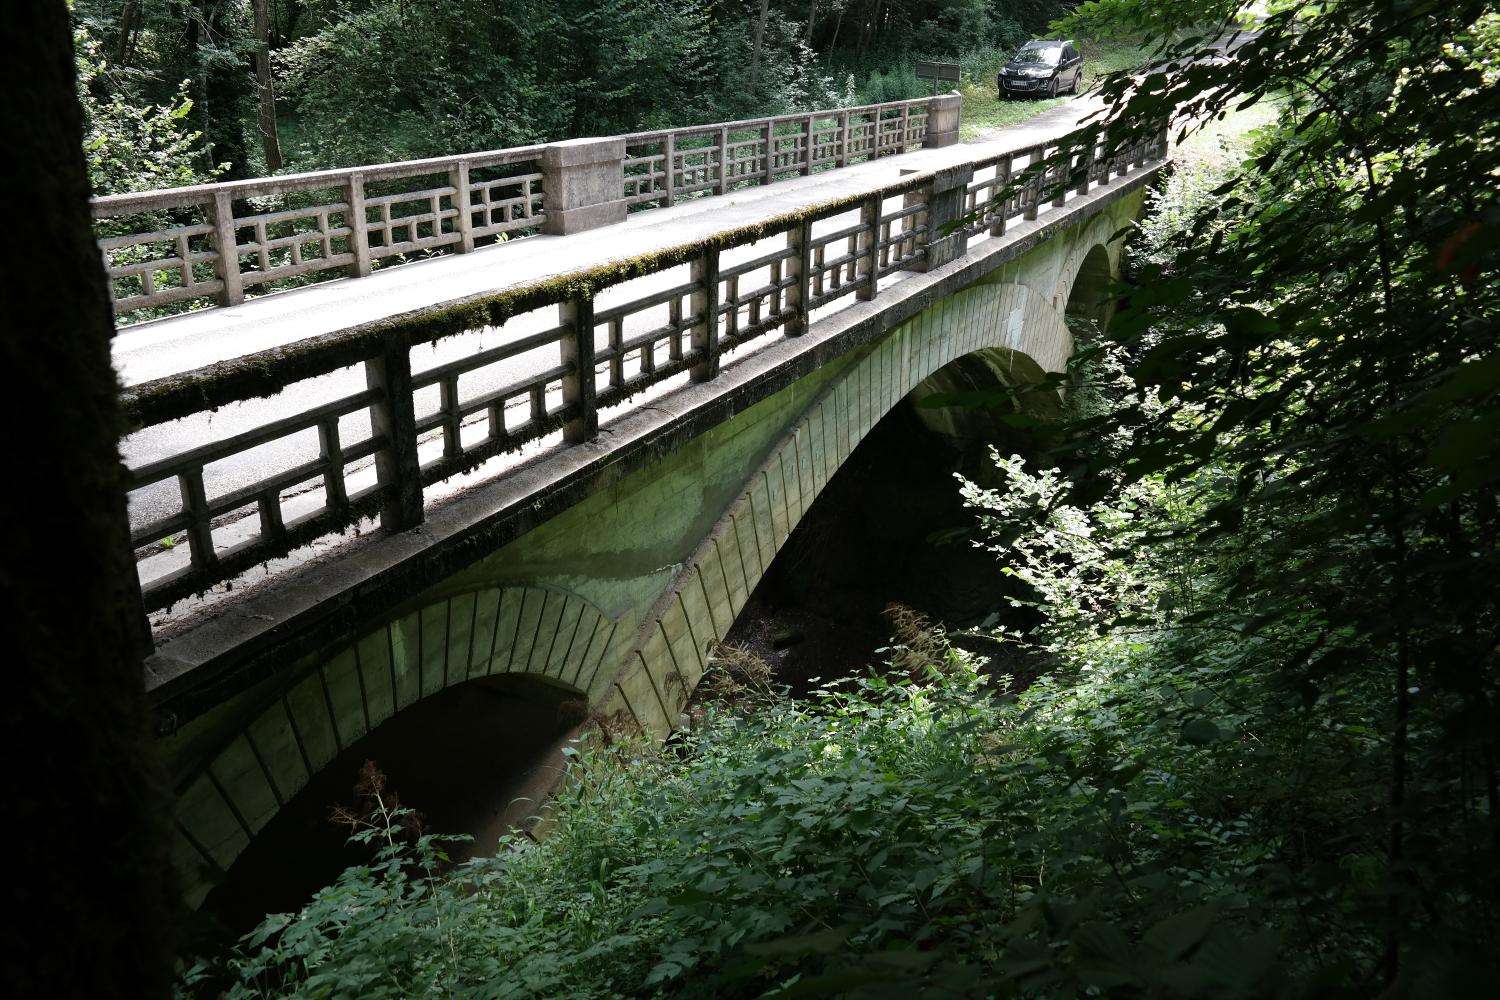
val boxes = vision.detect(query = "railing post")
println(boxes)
[120,520,154,660]
[1052,146,1069,208]
[903,164,971,273]
[785,218,812,336]
[1075,142,1093,197]
[560,297,598,442]
[923,92,962,149]
[451,160,475,253]
[542,138,628,235]
[762,121,775,185]
[690,249,720,381]
[837,110,850,168]
[717,125,730,194]
[1024,152,1042,221]
[205,191,244,306]
[365,339,423,530]
[990,154,1013,237]
[802,114,816,175]
[662,133,676,207]
[346,172,372,278]
[178,468,217,577]
[856,194,880,301]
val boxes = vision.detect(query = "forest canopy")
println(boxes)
[71,0,1071,186]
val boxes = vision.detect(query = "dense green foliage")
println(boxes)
[1044,0,1500,986]
[71,1,1075,179]
[191,640,1309,998]
[72,14,221,195]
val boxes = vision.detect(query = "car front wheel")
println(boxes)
[1047,77,1058,98]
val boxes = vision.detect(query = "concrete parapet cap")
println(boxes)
[928,93,963,111]
[543,137,629,168]
[900,162,973,192]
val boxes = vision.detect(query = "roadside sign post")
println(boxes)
[915,61,961,95]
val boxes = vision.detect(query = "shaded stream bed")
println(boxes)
[195,675,585,946]
[720,389,1045,695]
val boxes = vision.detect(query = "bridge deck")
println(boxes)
[121,98,1110,613]
[115,98,1103,389]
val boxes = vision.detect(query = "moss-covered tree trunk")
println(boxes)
[0,1,173,995]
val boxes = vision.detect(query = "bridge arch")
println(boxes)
[1054,213,1126,322]
[607,229,1122,732]
[171,583,623,906]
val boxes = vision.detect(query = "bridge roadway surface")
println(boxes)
[118,95,1107,592]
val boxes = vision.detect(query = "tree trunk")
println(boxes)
[252,0,283,171]
[191,0,251,179]
[806,0,818,50]
[1,1,174,996]
[857,0,874,55]
[114,0,141,65]
[749,0,771,90]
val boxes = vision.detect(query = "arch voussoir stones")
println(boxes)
[171,583,620,905]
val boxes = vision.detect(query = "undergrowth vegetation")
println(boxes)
[190,607,1309,999]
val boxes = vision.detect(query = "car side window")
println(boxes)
[1064,45,1077,63]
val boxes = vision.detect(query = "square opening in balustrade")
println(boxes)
[409,311,569,475]
[590,263,700,403]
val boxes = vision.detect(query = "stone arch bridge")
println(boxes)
[102,99,1167,903]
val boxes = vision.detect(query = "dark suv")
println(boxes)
[997,39,1084,99]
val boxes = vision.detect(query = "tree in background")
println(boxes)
[185,0,253,178]
[251,0,283,171]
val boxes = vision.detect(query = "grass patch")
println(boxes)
[959,38,1154,137]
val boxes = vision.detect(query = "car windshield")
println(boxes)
[1013,45,1061,66]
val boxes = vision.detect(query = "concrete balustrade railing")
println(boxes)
[119,118,1166,645]
[620,95,957,211]
[94,96,957,321]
